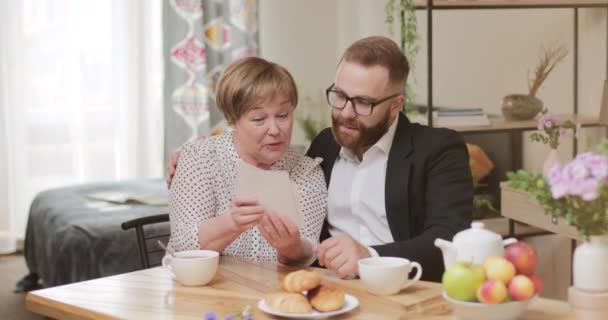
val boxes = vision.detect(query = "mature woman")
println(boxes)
[167,57,327,265]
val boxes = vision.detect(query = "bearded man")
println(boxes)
[307,36,472,282]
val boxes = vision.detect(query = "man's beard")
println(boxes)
[331,111,393,155]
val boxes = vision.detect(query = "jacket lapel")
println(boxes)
[385,113,414,241]
[320,137,340,187]
[318,132,340,242]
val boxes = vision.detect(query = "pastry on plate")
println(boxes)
[264,292,312,313]
[280,270,321,293]
[307,283,345,312]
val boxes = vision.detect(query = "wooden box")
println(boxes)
[500,183,581,240]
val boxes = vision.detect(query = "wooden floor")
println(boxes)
[0,254,44,320]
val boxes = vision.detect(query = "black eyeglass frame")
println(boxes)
[325,83,401,116]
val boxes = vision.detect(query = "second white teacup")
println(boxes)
[358,257,422,296]
[162,250,219,286]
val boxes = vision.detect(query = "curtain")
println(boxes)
[163,0,258,163]
[0,0,164,253]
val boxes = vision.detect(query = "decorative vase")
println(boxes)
[573,235,608,292]
[501,94,543,121]
[542,149,561,176]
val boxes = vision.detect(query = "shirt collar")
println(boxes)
[339,115,399,161]
[375,115,399,155]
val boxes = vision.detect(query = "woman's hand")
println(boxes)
[198,195,264,252]
[259,212,311,263]
[226,195,266,234]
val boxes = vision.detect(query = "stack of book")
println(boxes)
[435,108,490,127]
[409,107,490,127]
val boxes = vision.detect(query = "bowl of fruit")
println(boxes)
[441,242,544,320]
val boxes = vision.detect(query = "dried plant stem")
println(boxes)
[528,44,569,97]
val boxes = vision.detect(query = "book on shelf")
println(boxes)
[86,191,169,206]
[437,108,484,117]
[435,114,491,127]
[409,107,491,127]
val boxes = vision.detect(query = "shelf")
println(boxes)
[415,0,608,10]
[500,183,582,240]
[479,216,550,238]
[440,114,602,134]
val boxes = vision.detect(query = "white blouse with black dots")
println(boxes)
[167,131,327,263]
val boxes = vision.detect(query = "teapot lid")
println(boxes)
[453,221,502,245]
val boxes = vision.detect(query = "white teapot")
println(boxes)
[434,221,517,270]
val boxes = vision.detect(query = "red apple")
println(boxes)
[528,274,544,295]
[504,242,538,275]
[477,279,509,304]
[508,275,535,301]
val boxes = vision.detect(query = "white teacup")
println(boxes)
[358,257,422,296]
[161,250,219,286]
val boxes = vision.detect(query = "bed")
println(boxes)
[22,179,170,287]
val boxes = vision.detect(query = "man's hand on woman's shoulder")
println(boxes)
[166,135,206,187]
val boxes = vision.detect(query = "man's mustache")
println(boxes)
[333,117,360,129]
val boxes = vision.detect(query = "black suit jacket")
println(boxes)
[306,113,473,282]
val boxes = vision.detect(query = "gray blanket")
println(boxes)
[24,179,169,287]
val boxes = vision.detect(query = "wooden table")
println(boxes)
[27,257,574,319]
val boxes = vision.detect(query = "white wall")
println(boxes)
[258,0,338,145]
[259,0,608,300]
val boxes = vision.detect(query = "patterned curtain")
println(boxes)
[163,0,258,162]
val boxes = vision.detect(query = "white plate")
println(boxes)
[257,294,359,319]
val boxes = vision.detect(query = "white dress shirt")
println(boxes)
[327,116,399,254]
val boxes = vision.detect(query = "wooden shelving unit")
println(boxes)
[414,0,608,128]
[415,0,608,9]
[412,0,608,240]
[408,0,606,293]
[447,114,601,133]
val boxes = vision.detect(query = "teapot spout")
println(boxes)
[434,238,456,270]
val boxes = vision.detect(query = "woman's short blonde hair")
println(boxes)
[216,57,298,124]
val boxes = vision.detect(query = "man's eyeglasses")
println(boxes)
[325,83,400,116]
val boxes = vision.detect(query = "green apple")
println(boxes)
[442,262,486,302]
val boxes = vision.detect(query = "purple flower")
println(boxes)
[204,312,217,320]
[537,113,561,131]
[548,152,608,201]
[243,317,254,320]
[224,316,235,320]
[579,179,600,201]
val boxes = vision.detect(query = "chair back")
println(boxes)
[121,213,170,269]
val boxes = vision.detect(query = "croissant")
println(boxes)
[265,292,312,313]
[307,284,345,312]
[280,270,322,293]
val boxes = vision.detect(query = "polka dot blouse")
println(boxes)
[167,131,327,263]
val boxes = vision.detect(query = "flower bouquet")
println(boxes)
[508,140,608,314]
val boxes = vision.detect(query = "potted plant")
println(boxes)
[506,140,608,295]
[502,43,568,121]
